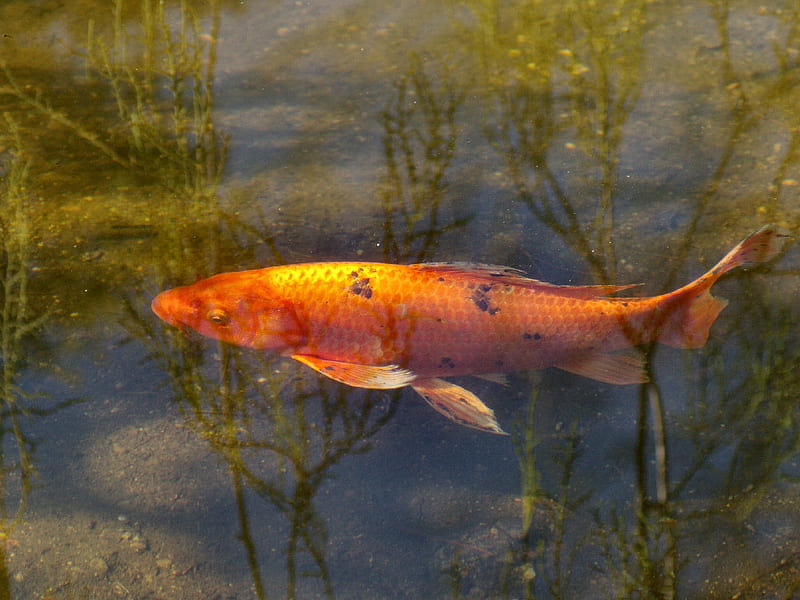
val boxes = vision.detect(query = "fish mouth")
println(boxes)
[150,294,168,321]
[151,291,182,327]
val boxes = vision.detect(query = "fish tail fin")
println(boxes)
[660,225,790,349]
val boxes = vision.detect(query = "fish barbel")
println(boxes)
[151,225,790,434]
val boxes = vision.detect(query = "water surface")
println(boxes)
[0,0,799,598]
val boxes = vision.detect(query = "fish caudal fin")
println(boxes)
[659,224,791,349]
[411,378,507,435]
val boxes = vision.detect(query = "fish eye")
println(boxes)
[207,309,230,326]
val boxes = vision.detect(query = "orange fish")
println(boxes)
[151,225,789,434]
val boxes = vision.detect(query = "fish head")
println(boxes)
[151,271,306,352]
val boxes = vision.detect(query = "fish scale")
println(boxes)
[152,225,790,434]
[272,262,651,377]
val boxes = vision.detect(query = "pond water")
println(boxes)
[1,0,799,598]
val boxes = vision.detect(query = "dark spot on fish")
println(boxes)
[348,277,373,299]
[439,357,456,369]
[622,302,629,307]
[350,271,359,279]
[438,277,445,282]
[523,332,542,340]
[470,286,500,315]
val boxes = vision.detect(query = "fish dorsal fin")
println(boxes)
[291,355,416,389]
[413,262,529,278]
[556,349,648,385]
[411,377,507,435]
[413,262,641,299]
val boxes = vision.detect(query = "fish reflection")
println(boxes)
[152,226,788,434]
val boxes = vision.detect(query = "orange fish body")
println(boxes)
[152,226,789,434]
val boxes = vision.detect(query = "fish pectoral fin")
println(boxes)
[411,378,507,435]
[291,354,416,389]
[556,349,648,385]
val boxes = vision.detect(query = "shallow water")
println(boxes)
[1,0,799,598]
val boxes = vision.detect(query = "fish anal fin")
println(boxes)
[291,354,416,389]
[411,378,507,435]
[556,349,648,385]
[474,372,509,386]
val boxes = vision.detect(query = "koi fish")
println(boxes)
[151,225,789,434]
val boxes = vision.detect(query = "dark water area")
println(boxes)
[1,0,800,598]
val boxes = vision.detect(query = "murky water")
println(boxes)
[1,0,799,598]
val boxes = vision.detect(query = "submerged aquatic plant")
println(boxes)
[0,115,80,597]
[513,391,543,539]
[0,0,228,285]
[510,395,590,600]
[0,118,39,536]
[449,0,648,282]
[84,0,228,202]
[379,54,471,264]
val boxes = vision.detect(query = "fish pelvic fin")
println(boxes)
[660,224,791,349]
[411,378,507,435]
[291,355,416,389]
